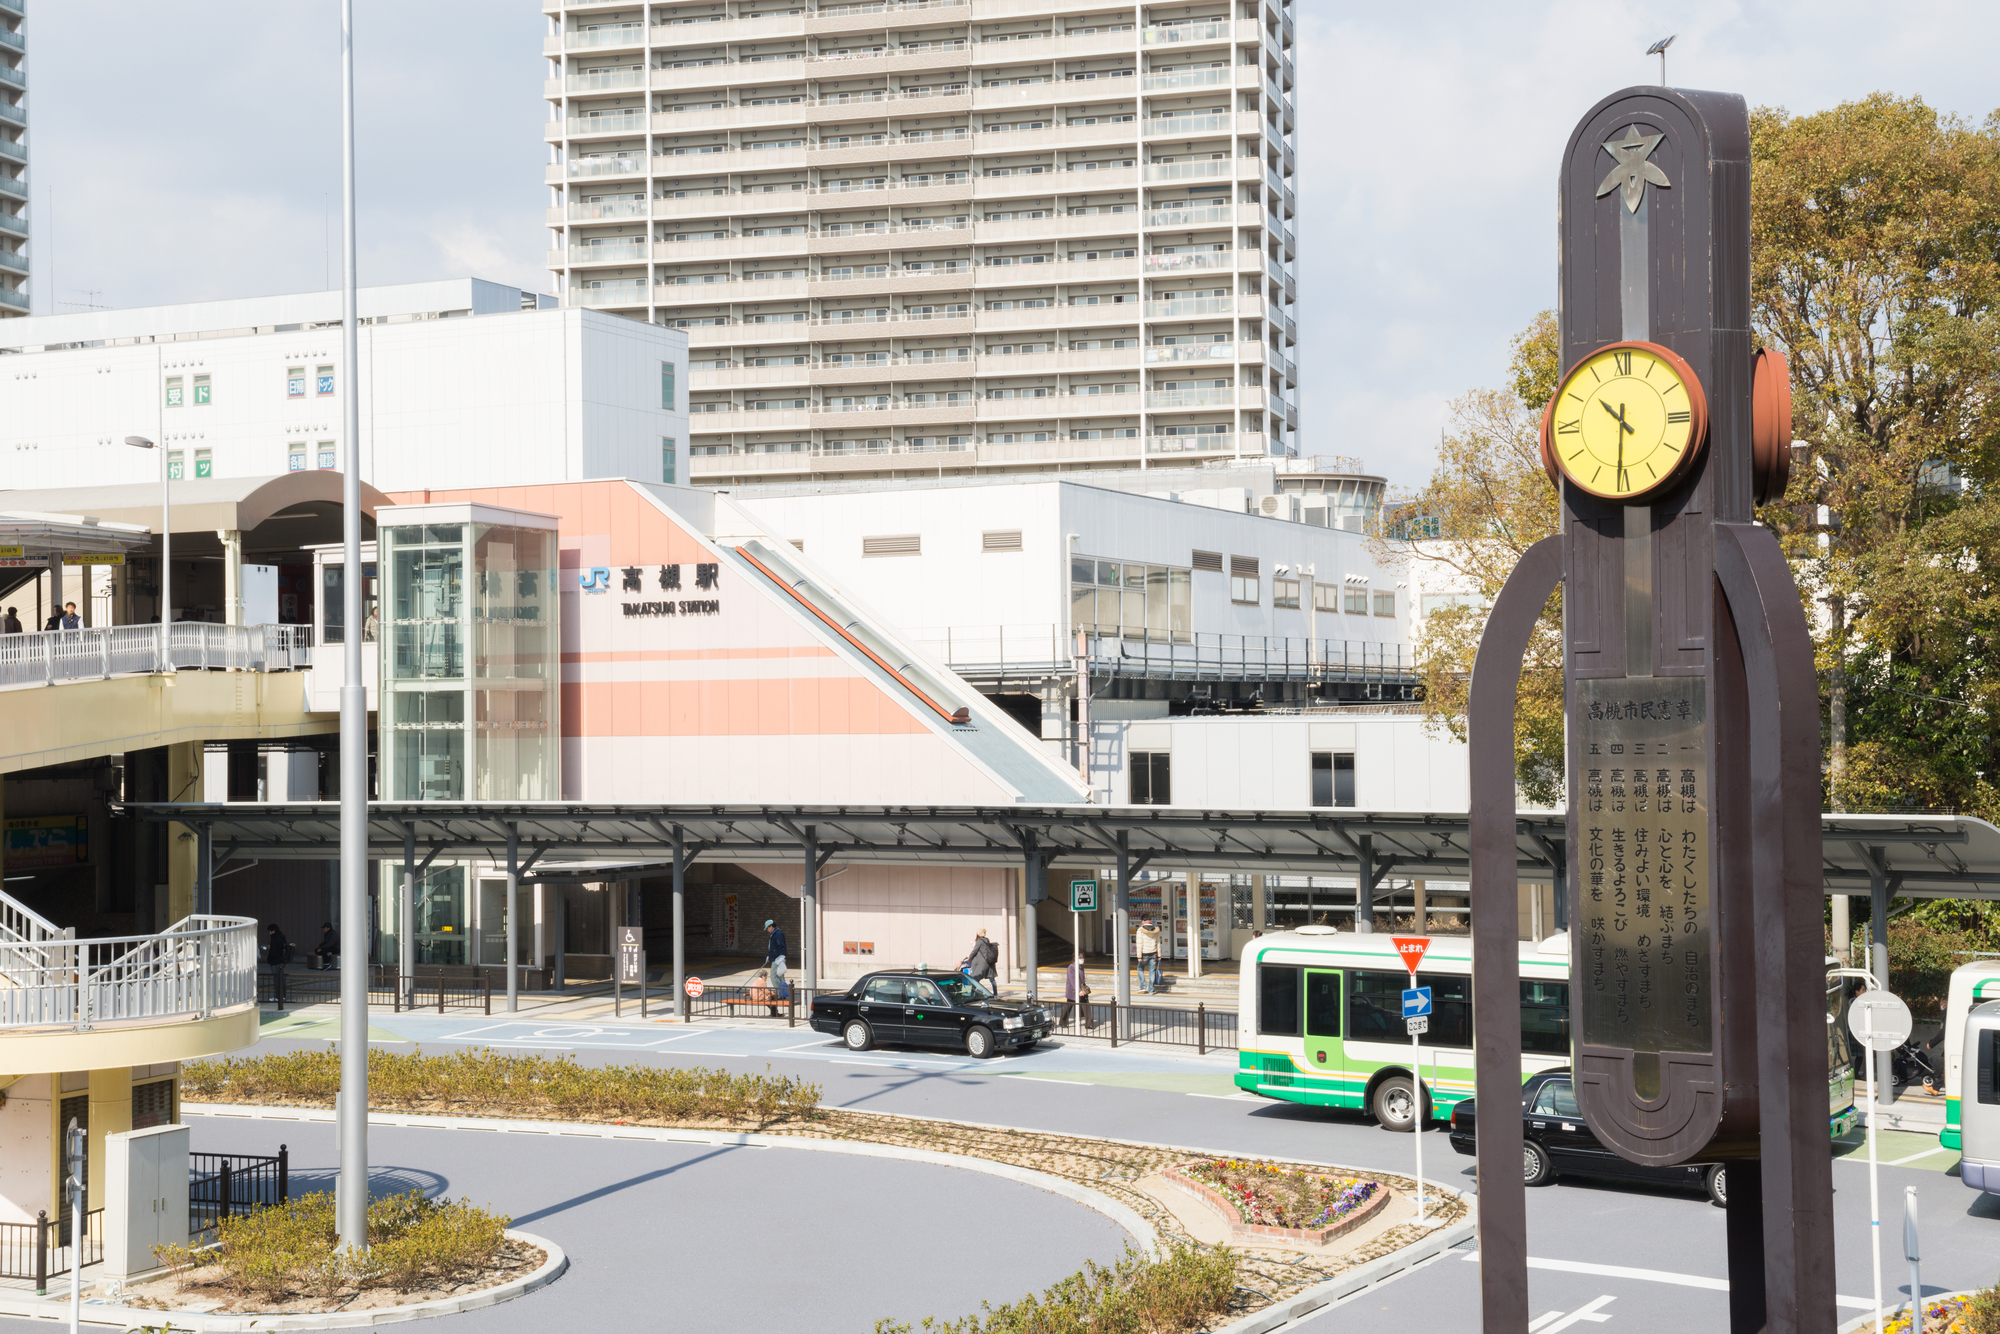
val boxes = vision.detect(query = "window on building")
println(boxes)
[166,450,184,480]
[287,366,307,398]
[1311,752,1355,808]
[1313,582,1339,612]
[287,442,307,472]
[317,365,335,396]
[1374,590,1397,617]
[1257,963,1300,1036]
[1273,577,1299,609]
[661,361,677,410]
[1130,751,1171,805]
[317,440,336,470]
[1344,585,1370,615]
[322,562,379,644]
[662,437,677,485]
[1229,555,1258,605]
[164,376,183,408]
[194,448,213,479]
[1069,557,1190,644]
[193,374,211,406]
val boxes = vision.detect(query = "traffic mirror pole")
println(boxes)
[1834,964,1909,1334]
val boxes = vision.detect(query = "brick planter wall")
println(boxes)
[1163,1166,1391,1246]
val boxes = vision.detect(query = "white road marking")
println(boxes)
[1186,1092,1262,1101]
[1460,1254,1873,1310]
[1883,1145,1955,1166]
[1535,1294,1615,1331]
[1529,1313,1568,1332]
[1002,1075,1094,1087]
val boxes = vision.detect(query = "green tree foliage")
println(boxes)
[1750,94,2000,821]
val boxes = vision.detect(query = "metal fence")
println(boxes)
[1041,999,1238,1052]
[906,624,1414,688]
[0,1209,104,1290]
[0,904,259,1030]
[190,1147,288,1236]
[258,966,491,1014]
[0,622,312,687]
[682,983,818,1024]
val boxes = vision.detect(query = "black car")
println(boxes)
[809,970,1052,1059]
[1448,1068,1730,1207]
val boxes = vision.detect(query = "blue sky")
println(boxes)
[29,0,2000,492]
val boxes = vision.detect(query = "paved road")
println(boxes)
[12,1012,1989,1333]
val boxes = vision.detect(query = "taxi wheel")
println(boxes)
[1372,1076,1419,1132]
[1704,1165,1728,1208]
[1524,1141,1555,1187]
[965,1026,996,1059]
[842,1019,874,1052]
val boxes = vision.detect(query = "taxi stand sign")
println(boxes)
[1069,879,1097,912]
[1392,937,1433,1223]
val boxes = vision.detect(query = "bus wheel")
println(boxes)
[1372,1076,1419,1132]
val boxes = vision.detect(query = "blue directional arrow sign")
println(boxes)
[1402,986,1433,1019]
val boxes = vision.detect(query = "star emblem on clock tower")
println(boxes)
[1596,124,1671,213]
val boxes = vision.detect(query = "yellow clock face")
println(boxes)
[1549,341,1706,501]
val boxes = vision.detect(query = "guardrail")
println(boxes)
[0,1209,103,1290]
[1043,999,1238,1052]
[0,623,312,688]
[0,902,259,1031]
[190,1148,288,1236]
[902,626,1412,686]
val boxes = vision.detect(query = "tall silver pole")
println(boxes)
[159,443,171,666]
[671,826,686,1019]
[334,0,369,1254]
[506,824,520,1012]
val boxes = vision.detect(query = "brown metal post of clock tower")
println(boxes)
[1467,86,1833,1334]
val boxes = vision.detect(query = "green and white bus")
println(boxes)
[1237,926,1858,1138]
[1939,959,2000,1152]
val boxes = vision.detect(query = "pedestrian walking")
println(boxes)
[764,918,788,999]
[958,927,999,995]
[264,924,292,1006]
[1062,954,1091,1028]
[1,607,20,633]
[1135,917,1162,995]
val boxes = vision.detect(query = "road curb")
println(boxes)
[0,1229,565,1331]
[185,1102,1159,1258]
[1208,1214,1477,1334]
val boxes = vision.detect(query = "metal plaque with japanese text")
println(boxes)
[1575,677,1711,1057]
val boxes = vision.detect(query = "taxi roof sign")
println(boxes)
[1391,936,1430,976]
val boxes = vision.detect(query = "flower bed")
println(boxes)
[1867,1285,2000,1334]
[1165,1160,1388,1246]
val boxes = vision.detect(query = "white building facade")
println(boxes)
[539,0,1299,483]
[0,278,691,493]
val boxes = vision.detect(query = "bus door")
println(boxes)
[1304,969,1342,1075]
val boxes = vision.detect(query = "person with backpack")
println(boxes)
[959,927,999,995]
[264,923,292,1006]
[1134,917,1163,995]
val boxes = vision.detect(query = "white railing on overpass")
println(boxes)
[0,896,259,1031]
[905,625,1411,684]
[0,623,312,689]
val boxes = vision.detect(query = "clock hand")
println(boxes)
[1600,401,1636,436]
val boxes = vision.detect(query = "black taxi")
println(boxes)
[810,970,1052,1059]
[1448,1068,1730,1206]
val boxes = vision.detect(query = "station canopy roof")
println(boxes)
[119,803,2000,898]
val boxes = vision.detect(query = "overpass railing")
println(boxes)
[0,623,312,688]
[0,895,260,1031]
[906,624,1413,686]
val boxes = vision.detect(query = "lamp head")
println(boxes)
[124,436,156,449]
[1646,35,1676,55]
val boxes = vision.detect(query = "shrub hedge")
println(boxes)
[181,1048,821,1126]
[154,1190,509,1303]
[872,1242,1240,1334]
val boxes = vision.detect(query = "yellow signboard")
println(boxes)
[62,553,126,566]
[0,545,22,559]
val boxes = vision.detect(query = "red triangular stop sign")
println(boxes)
[1392,936,1430,976]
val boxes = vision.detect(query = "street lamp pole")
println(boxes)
[334,0,369,1255]
[122,436,168,669]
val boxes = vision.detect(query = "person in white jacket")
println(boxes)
[1134,917,1162,994]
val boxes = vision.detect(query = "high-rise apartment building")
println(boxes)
[0,0,24,318]
[540,0,1298,486]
